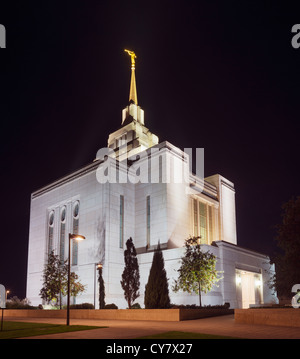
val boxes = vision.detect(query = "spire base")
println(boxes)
[122,102,144,125]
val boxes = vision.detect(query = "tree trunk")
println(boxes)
[198,282,202,307]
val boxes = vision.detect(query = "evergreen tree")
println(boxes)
[98,265,105,309]
[144,242,171,309]
[120,237,140,309]
[271,196,300,298]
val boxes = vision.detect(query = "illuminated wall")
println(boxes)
[26,140,277,308]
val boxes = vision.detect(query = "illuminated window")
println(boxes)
[193,199,198,237]
[199,202,207,243]
[72,201,79,265]
[192,200,213,244]
[73,201,79,218]
[208,205,213,243]
[48,210,54,254]
[146,196,150,247]
[59,207,66,264]
[120,195,124,248]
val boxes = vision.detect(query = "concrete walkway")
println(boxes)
[4,314,300,339]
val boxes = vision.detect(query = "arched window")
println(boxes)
[72,201,80,265]
[48,210,55,254]
[59,206,66,264]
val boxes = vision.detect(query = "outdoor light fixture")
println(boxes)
[67,233,86,326]
[236,275,241,285]
[71,234,85,241]
[255,279,262,287]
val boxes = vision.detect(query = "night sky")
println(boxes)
[0,1,299,299]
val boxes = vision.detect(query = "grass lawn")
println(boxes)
[137,331,243,339]
[0,321,105,339]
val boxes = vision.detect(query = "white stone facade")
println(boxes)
[26,138,277,308]
[26,64,277,308]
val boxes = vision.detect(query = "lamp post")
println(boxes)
[67,233,85,326]
[5,290,10,302]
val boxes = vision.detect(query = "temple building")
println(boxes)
[26,50,277,309]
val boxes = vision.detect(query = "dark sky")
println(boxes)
[0,0,299,299]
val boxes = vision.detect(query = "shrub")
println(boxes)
[69,303,94,309]
[131,302,141,309]
[6,296,35,309]
[170,303,231,309]
[104,303,118,309]
[224,302,230,309]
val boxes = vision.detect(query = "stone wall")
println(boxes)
[3,308,232,322]
[235,309,300,327]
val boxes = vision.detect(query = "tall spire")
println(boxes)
[106,50,159,159]
[124,49,138,105]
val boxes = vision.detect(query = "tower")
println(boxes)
[107,50,159,160]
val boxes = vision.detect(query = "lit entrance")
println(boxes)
[236,269,262,308]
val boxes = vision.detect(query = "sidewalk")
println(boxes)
[5,314,300,339]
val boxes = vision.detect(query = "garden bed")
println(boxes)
[3,308,233,322]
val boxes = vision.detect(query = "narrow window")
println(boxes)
[72,201,80,265]
[193,199,198,237]
[48,210,54,255]
[159,156,162,183]
[208,205,213,244]
[119,195,124,248]
[199,202,207,243]
[59,207,66,264]
[116,133,127,148]
[146,196,150,247]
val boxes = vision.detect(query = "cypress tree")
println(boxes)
[120,237,140,309]
[98,266,105,309]
[144,242,171,309]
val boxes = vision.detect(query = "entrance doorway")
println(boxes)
[236,269,262,308]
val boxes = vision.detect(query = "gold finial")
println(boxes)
[124,49,137,69]
[124,49,138,105]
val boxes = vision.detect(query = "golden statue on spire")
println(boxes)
[124,49,137,69]
[124,49,138,104]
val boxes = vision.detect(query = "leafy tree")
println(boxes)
[40,251,63,305]
[271,196,300,298]
[120,237,140,309]
[40,250,86,306]
[65,272,86,299]
[144,242,171,309]
[173,237,222,307]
